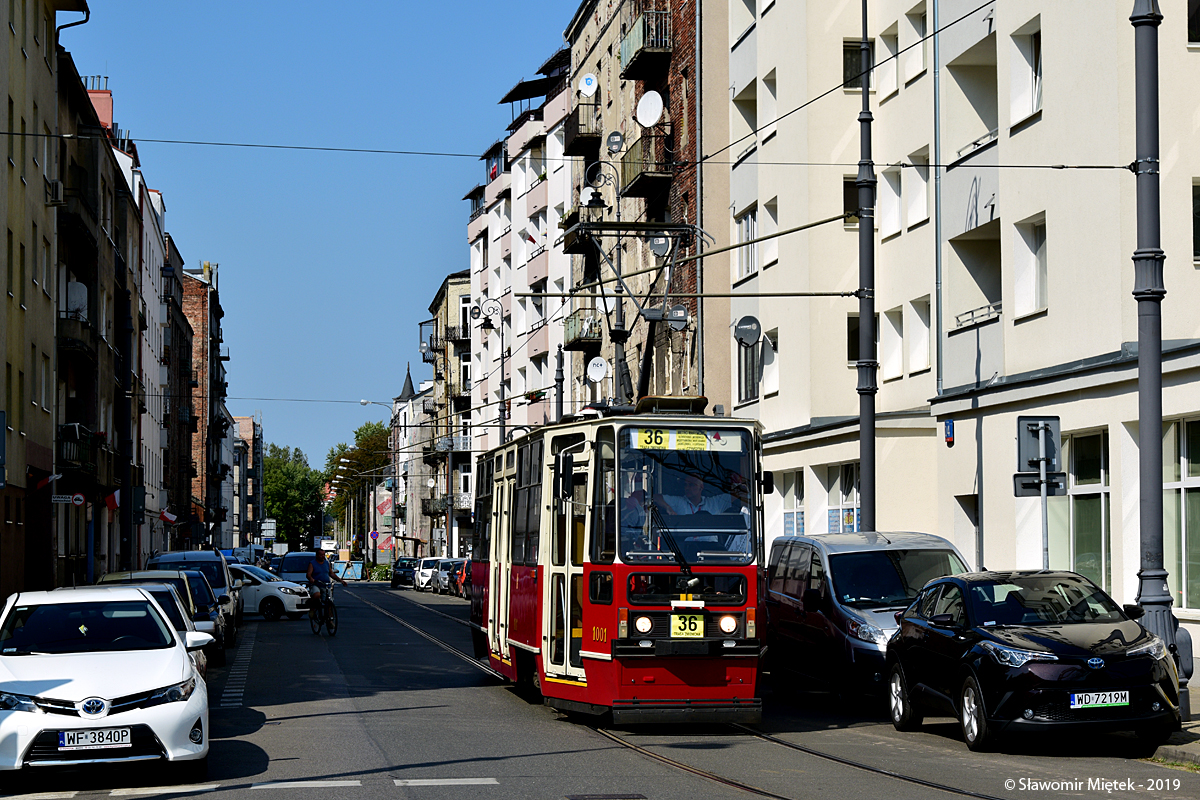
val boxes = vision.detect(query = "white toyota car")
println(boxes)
[230,563,310,620]
[0,586,212,777]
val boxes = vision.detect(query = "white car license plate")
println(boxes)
[58,728,132,751]
[1069,691,1129,709]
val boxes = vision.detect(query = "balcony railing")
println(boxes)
[421,398,439,415]
[955,301,1002,329]
[436,435,472,452]
[445,324,470,342]
[57,426,96,474]
[621,135,674,198]
[563,102,601,157]
[620,11,672,80]
[564,306,605,350]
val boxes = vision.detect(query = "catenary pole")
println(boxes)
[856,0,878,532]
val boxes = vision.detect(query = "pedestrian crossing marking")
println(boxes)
[109,785,219,796]
[252,781,363,789]
[393,778,499,786]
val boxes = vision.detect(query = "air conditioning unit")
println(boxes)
[45,178,65,207]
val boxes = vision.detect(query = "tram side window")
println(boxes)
[473,458,493,562]
[590,427,616,564]
[551,433,586,568]
[512,440,544,566]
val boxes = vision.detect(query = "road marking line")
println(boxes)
[252,781,362,789]
[109,785,219,796]
[393,778,499,786]
[13,793,80,799]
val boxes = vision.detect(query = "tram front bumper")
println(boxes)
[612,638,763,658]
[610,698,763,725]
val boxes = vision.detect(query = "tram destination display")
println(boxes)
[631,428,744,451]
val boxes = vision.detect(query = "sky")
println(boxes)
[64,0,570,468]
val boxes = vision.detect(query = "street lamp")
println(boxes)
[478,298,506,444]
[583,159,631,402]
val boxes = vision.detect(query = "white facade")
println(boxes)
[723,0,1200,651]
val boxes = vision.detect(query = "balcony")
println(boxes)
[526,245,549,285]
[436,435,472,452]
[421,398,440,415]
[621,135,674,198]
[445,325,470,343]
[527,323,550,360]
[563,102,601,157]
[57,310,98,363]
[525,178,548,217]
[57,426,96,475]
[620,10,672,80]
[564,306,604,351]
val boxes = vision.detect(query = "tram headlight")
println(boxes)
[718,615,738,635]
[634,616,654,634]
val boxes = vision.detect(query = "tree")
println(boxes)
[262,444,325,545]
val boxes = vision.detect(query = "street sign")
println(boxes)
[1014,472,1067,498]
[72,493,85,506]
[370,531,379,540]
[52,495,73,504]
[1017,416,1060,472]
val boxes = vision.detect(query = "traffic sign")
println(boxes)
[72,493,85,506]
[1013,473,1067,498]
[52,495,73,504]
[1017,416,1060,473]
[370,531,379,540]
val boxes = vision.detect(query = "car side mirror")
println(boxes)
[184,631,214,652]
[930,613,957,627]
[1123,604,1145,620]
[802,588,822,614]
[217,594,231,606]
[895,610,906,625]
[233,579,245,589]
[761,471,775,495]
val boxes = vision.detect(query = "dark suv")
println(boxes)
[390,557,418,589]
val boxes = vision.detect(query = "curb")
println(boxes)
[1153,744,1200,766]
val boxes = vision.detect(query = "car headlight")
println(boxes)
[0,692,43,714]
[980,640,1058,668]
[145,678,197,708]
[718,615,739,634]
[634,616,653,634]
[1128,635,1167,660]
[280,587,306,596]
[845,615,888,645]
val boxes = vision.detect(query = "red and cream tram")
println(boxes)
[469,397,768,723]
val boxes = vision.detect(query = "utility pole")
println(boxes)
[1130,0,1183,675]
[555,344,565,422]
[856,0,878,532]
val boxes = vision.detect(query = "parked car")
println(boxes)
[763,532,968,694]
[99,570,199,619]
[180,570,234,667]
[886,570,1181,752]
[0,585,212,779]
[454,560,471,598]
[390,557,418,589]
[275,551,320,585]
[147,550,243,630]
[229,564,310,621]
[269,556,282,573]
[414,558,441,591]
[84,581,206,678]
[434,559,463,594]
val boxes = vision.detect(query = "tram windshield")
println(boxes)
[618,426,756,566]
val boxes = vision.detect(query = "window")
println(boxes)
[1162,420,1200,610]
[511,439,543,566]
[843,177,860,226]
[1193,183,1200,262]
[881,306,903,380]
[907,150,930,226]
[41,353,48,409]
[30,222,36,285]
[41,236,48,292]
[736,207,758,279]
[4,363,10,429]
[7,228,13,294]
[1192,0,1200,44]
[1011,20,1043,122]
[762,329,779,396]
[760,70,778,142]
[762,197,779,266]
[19,117,25,178]
[902,5,928,83]
[907,296,931,373]
[1048,431,1111,592]
[879,26,899,98]
[18,242,25,305]
[781,470,804,536]
[1014,216,1047,317]
[826,462,860,533]
[842,40,875,90]
[42,123,50,178]
[17,370,23,432]
[6,97,12,162]
[879,167,902,237]
[737,338,760,404]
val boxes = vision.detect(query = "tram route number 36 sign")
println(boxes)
[632,429,743,451]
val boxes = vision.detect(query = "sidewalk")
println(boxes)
[1155,717,1200,766]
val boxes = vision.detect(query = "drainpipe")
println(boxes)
[55,7,89,38]
[933,0,944,397]
[695,0,704,399]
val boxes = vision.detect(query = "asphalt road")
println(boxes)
[5,584,1197,800]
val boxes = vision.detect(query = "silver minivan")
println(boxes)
[764,531,968,694]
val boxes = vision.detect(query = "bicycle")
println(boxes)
[307,581,339,636]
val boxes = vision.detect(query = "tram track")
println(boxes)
[352,586,1007,800]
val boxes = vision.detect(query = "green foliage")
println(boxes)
[262,443,325,544]
[326,420,393,540]
[370,564,391,581]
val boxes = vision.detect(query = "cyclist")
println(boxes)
[306,549,347,618]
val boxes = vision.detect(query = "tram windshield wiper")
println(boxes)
[649,504,692,575]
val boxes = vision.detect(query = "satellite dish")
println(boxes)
[636,91,664,127]
[648,235,671,257]
[667,304,688,332]
[586,357,609,383]
[470,305,481,320]
[578,73,599,97]
[733,315,761,347]
[606,131,625,154]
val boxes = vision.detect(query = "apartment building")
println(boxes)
[161,233,195,551]
[182,261,232,547]
[393,369,433,558]
[0,1,83,596]
[723,1,1200,646]
[233,415,263,546]
[418,271,472,557]
[562,0,710,406]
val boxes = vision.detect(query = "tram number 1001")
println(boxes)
[591,626,608,643]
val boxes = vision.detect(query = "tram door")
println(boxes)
[489,449,515,658]
[545,432,589,682]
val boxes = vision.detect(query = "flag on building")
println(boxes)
[160,508,178,524]
[104,490,120,511]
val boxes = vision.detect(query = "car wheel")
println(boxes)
[177,755,208,783]
[1134,723,1175,756]
[261,597,283,621]
[888,664,923,731]
[959,676,993,751]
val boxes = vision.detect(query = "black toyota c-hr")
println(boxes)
[885,571,1180,752]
